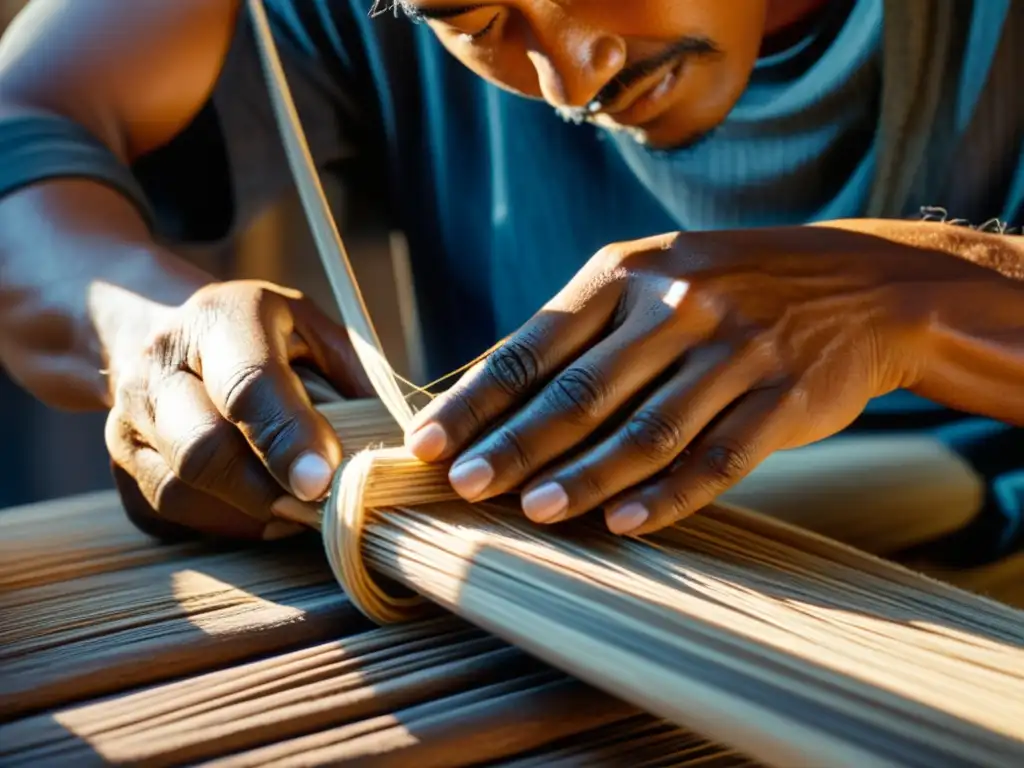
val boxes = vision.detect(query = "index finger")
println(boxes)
[196,309,342,503]
[404,275,623,463]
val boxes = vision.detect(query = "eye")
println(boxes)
[439,9,502,43]
[461,11,500,40]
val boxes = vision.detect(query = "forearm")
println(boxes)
[0,180,213,411]
[817,217,1024,279]
[818,217,1024,424]
[916,273,1024,426]
[0,0,245,410]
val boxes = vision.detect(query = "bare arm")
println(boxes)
[0,0,241,160]
[813,218,1024,426]
[0,0,241,409]
[0,0,370,540]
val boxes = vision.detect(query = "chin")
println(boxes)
[600,116,715,152]
[552,105,716,153]
[633,124,716,152]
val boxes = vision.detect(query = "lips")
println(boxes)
[598,61,680,128]
[601,59,684,127]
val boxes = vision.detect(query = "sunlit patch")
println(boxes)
[170,569,305,635]
[662,279,690,309]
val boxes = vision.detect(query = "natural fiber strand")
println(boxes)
[0,400,1009,763]
[247,0,412,428]
[918,552,1024,611]
[374,500,1024,766]
[500,717,759,768]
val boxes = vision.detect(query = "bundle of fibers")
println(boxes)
[0,529,366,720]
[0,400,980,727]
[315,399,981,558]
[919,551,1024,611]
[323,454,1024,767]
[0,490,206,592]
[503,717,758,768]
[0,495,757,768]
[255,2,1024,764]
[0,617,643,767]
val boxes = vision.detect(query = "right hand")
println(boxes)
[104,280,371,541]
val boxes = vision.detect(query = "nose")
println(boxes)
[526,25,625,109]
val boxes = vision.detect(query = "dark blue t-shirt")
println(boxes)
[137,0,1024,559]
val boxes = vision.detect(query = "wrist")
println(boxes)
[2,245,212,411]
[813,218,1024,422]
[89,247,214,392]
[0,180,214,409]
[915,275,1024,424]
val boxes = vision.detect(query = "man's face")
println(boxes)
[391,0,769,149]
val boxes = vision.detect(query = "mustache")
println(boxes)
[558,36,720,122]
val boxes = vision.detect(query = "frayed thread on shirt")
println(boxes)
[368,1,401,19]
[919,206,1021,235]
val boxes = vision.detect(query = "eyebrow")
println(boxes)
[395,1,486,22]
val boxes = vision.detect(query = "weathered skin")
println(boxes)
[0,0,1021,539]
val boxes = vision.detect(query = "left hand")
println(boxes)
[403,224,986,536]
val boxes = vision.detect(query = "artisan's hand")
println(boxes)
[405,224,1012,536]
[105,280,369,540]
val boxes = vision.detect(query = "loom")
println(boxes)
[2,0,1023,764]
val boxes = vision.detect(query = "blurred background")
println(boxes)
[0,0,420,508]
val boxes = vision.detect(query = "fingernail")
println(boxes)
[289,452,334,502]
[263,520,306,541]
[406,422,448,462]
[271,496,322,528]
[522,482,569,523]
[607,503,649,535]
[448,457,494,499]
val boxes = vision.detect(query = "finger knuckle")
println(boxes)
[171,420,239,489]
[701,440,751,484]
[220,363,274,424]
[624,410,685,460]
[547,365,607,422]
[666,487,696,520]
[578,471,607,505]
[593,242,635,273]
[104,406,137,457]
[190,283,273,329]
[249,414,302,464]
[150,473,187,516]
[142,326,189,370]
[593,243,622,269]
[484,335,543,398]
[492,428,531,473]
[774,386,808,418]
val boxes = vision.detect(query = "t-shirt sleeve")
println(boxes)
[133,1,368,245]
